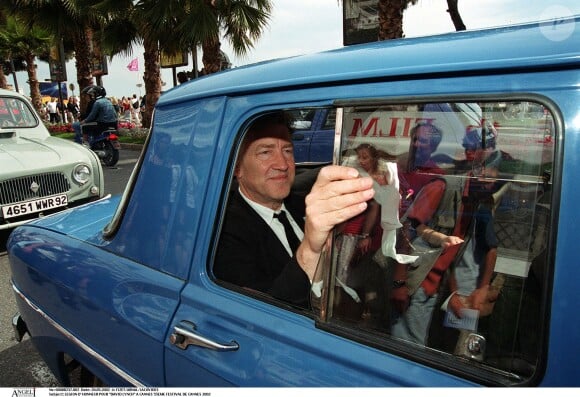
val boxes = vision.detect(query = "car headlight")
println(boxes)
[73,164,92,185]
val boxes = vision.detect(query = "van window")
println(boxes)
[326,100,554,384]
[213,101,554,384]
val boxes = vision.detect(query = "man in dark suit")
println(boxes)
[214,111,376,308]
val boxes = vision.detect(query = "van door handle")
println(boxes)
[169,321,239,352]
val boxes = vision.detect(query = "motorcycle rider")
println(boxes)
[73,85,117,144]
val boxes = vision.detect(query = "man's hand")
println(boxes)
[449,294,468,318]
[440,235,464,249]
[470,285,490,312]
[296,165,375,280]
[417,225,463,248]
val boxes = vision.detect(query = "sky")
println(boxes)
[11,0,580,99]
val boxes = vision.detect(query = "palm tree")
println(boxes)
[378,0,466,39]
[1,0,273,127]
[0,8,26,91]
[0,13,52,110]
[139,33,161,128]
[0,10,9,89]
[205,0,272,74]
[171,0,272,75]
[0,0,99,112]
[0,38,9,89]
[125,0,173,127]
[446,0,466,31]
[129,0,273,126]
[377,0,418,40]
[96,0,181,127]
[0,61,7,90]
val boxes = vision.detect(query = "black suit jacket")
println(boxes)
[214,189,311,308]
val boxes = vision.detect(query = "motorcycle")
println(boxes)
[83,126,121,167]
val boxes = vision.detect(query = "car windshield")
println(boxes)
[0,96,39,128]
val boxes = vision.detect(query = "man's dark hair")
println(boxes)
[238,111,295,161]
[249,111,294,134]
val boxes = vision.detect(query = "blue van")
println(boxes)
[289,108,336,164]
[8,15,580,386]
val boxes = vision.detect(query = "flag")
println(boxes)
[127,58,139,72]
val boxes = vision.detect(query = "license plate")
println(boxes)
[1,194,68,219]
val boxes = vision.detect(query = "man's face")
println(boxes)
[236,125,295,209]
[410,125,436,167]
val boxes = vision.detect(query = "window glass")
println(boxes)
[289,109,316,130]
[0,97,38,128]
[111,102,203,279]
[328,101,553,383]
[323,108,337,130]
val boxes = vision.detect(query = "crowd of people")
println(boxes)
[39,92,145,127]
[333,117,505,354]
[109,94,145,126]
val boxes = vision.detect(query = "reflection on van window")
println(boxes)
[289,109,316,130]
[330,101,553,383]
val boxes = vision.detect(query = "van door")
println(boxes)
[164,97,556,386]
[162,105,476,387]
[163,282,473,386]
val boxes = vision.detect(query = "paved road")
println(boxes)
[0,147,141,387]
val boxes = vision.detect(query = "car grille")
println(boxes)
[0,172,71,205]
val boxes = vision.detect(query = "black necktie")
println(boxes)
[274,211,301,253]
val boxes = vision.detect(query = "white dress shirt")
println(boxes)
[239,188,304,256]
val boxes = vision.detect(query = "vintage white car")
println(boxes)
[0,89,104,230]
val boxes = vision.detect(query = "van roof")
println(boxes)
[159,16,580,106]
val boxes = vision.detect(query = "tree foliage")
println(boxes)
[0,0,277,126]
[0,9,53,109]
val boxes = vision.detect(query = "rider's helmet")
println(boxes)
[462,122,497,151]
[82,85,107,99]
